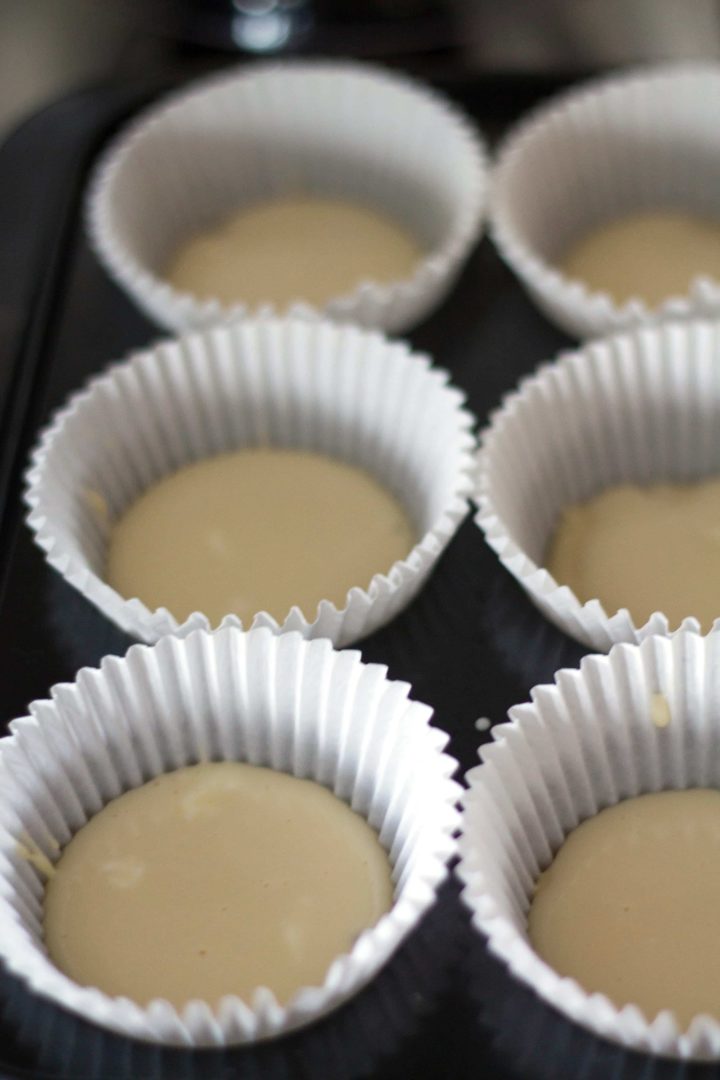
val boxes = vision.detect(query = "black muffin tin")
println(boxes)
[0,67,715,1079]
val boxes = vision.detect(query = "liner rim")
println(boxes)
[456,631,720,1059]
[0,625,462,1045]
[87,58,489,333]
[473,318,717,651]
[24,316,477,646]
[490,61,720,339]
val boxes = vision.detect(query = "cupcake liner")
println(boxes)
[25,316,475,646]
[475,318,720,651]
[0,625,460,1047]
[458,628,720,1061]
[464,929,697,1080]
[491,62,720,340]
[3,880,461,1079]
[87,60,488,335]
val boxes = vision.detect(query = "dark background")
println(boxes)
[4,0,720,138]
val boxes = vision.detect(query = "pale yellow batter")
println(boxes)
[165,195,424,307]
[106,447,416,625]
[558,210,720,307]
[529,789,720,1027]
[43,761,394,1008]
[546,479,720,630]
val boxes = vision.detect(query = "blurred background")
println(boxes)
[3,0,720,137]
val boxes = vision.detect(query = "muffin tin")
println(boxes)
[0,66,716,1080]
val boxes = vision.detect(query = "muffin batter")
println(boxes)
[106,446,416,625]
[529,789,720,1028]
[546,478,720,630]
[558,210,720,307]
[165,195,424,307]
[43,761,394,1008]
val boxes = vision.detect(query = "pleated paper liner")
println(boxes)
[0,878,464,1079]
[25,317,476,646]
[476,319,720,652]
[88,60,488,335]
[491,63,720,339]
[463,929,714,1080]
[0,626,460,1047]
[459,630,720,1061]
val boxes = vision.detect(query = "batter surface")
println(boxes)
[558,210,720,306]
[529,789,720,1027]
[165,195,424,307]
[43,761,394,1008]
[106,447,416,625]
[546,479,720,630]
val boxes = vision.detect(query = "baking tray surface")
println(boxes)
[0,72,708,1080]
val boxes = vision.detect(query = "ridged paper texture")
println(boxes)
[491,63,720,339]
[0,626,460,1046]
[476,319,720,650]
[458,629,720,1060]
[87,60,487,335]
[26,317,475,646]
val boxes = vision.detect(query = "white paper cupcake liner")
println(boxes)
[475,318,720,652]
[0,625,460,1046]
[458,628,720,1060]
[1,874,461,1078]
[87,60,488,336]
[25,316,475,646]
[491,62,720,340]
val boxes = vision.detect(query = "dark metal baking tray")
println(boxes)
[0,68,713,1080]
